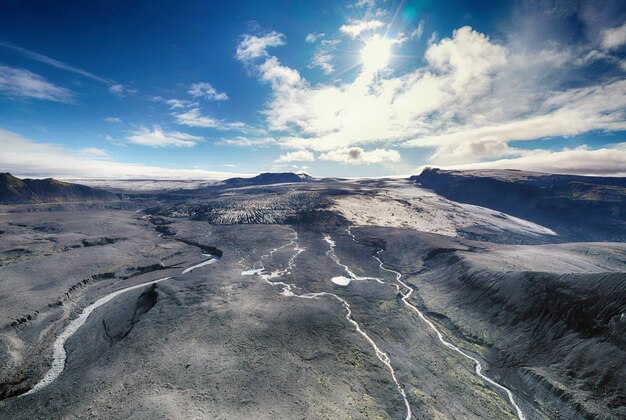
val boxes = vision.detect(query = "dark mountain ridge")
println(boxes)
[222,172,307,188]
[411,168,626,241]
[0,173,116,204]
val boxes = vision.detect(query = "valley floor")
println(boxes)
[0,187,624,419]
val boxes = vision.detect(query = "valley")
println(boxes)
[0,171,624,419]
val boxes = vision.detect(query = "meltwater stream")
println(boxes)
[23,253,219,397]
[342,227,527,420]
[241,227,412,420]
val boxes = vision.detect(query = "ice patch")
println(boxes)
[331,276,351,286]
[241,268,264,276]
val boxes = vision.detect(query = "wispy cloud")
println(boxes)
[600,21,626,50]
[0,128,249,179]
[339,19,385,39]
[0,42,113,84]
[0,64,74,102]
[152,96,194,109]
[80,147,110,157]
[104,117,122,124]
[236,31,285,62]
[127,126,203,148]
[188,82,229,101]
[305,32,325,43]
[217,136,276,147]
[173,108,246,131]
[0,42,129,94]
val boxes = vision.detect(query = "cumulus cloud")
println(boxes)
[275,150,315,163]
[236,23,626,176]
[236,31,285,62]
[127,126,203,148]
[254,26,514,153]
[188,82,228,101]
[0,128,248,179]
[319,147,401,164]
[0,65,73,102]
[339,19,385,39]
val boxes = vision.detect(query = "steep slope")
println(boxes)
[411,168,626,241]
[362,227,626,419]
[0,173,116,204]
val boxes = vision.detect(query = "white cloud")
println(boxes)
[109,84,125,95]
[166,98,192,109]
[319,147,401,164]
[0,128,249,179]
[127,126,203,148]
[0,42,116,86]
[0,65,73,102]
[259,57,303,88]
[254,26,513,153]
[188,82,228,101]
[305,32,325,43]
[411,21,425,40]
[105,117,122,124]
[350,0,376,9]
[236,31,285,62]
[217,136,276,147]
[80,147,110,157]
[442,144,626,177]
[275,150,315,163]
[339,19,385,39]
[173,108,246,130]
[308,37,340,75]
[239,23,626,175]
[403,79,626,164]
[310,50,335,74]
[600,21,626,50]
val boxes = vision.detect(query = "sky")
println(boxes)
[1,0,626,179]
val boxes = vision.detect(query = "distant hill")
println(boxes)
[0,173,116,204]
[411,168,626,241]
[222,172,309,188]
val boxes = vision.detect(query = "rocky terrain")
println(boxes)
[0,171,624,419]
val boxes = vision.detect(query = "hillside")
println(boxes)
[0,173,116,204]
[411,168,626,241]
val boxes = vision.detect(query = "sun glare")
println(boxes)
[360,35,392,70]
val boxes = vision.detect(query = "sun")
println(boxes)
[360,35,393,71]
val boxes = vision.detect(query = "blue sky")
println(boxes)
[1,0,626,178]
